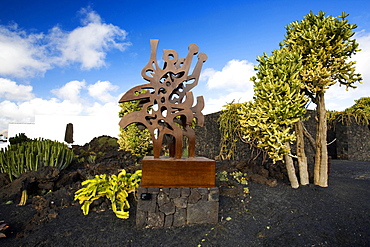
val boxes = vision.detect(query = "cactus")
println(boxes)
[0,139,74,181]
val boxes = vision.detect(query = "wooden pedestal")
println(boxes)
[141,156,216,188]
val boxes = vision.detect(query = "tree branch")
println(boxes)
[302,122,316,150]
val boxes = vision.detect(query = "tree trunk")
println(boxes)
[314,92,328,187]
[295,121,309,185]
[284,142,299,189]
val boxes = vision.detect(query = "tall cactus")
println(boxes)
[0,139,74,181]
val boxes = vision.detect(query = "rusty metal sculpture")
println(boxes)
[119,39,207,159]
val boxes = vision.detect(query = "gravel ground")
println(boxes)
[0,159,369,247]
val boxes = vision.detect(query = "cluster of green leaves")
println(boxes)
[94,136,120,150]
[74,169,142,219]
[217,103,243,160]
[281,11,362,101]
[327,97,370,127]
[0,139,74,181]
[238,49,308,163]
[118,100,152,156]
[341,97,370,125]
[218,104,270,163]
[230,171,248,185]
[76,150,104,164]
[217,170,249,194]
[8,133,31,145]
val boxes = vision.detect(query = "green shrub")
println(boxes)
[327,97,370,128]
[8,133,31,145]
[74,169,142,219]
[118,100,152,156]
[0,139,74,181]
[217,102,243,160]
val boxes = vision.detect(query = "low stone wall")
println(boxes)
[136,187,219,228]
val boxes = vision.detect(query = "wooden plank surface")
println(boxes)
[141,156,216,188]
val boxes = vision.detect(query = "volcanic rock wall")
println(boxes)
[335,119,370,161]
[195,111,370,162]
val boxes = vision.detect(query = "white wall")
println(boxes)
[7,115,120,146]
[8,123,36,139]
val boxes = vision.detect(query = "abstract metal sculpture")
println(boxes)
[119,39,207,159]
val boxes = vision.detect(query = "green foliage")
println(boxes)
[217,170,248,184]
[217,170,229,181]
[0,139,74,181]
[74,169,142,219]
[327,97,370,126]
[230,171,248,185]
[118,100,152,156]
[217,103,243,160]
[8,133,31,145]
[216,170,249,195]
[326,110,340,129]
[218,103,269,162]
[239,49,308,162]
[87,154,97,164]
[281,11,362,101]
[95,136,119,150]
[342,97,370,125]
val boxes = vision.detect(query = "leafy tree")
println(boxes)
[281,11,362,187]
[118,100,152,156]
[238,48,308,188]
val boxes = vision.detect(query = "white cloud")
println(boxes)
[51,80,86,103]
[0,79,121,131]
[201,59,256,114]
[354,30,370,81]
[87,80,119,103]
[0,8,130,78]
[0,97,84,127]
[0,100,21,120]
[50,8,129,70]
[203,91,254,114]
[203,59,255,90]
[0,78,34,101]
[326,30,370,111]
[80,7,102,25]
[0,8,128,132]
[85,102,121,118]
[0,26,50,77]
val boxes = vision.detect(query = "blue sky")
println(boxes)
[1,0,370,132]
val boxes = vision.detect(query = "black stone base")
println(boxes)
[136,186,219,228]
